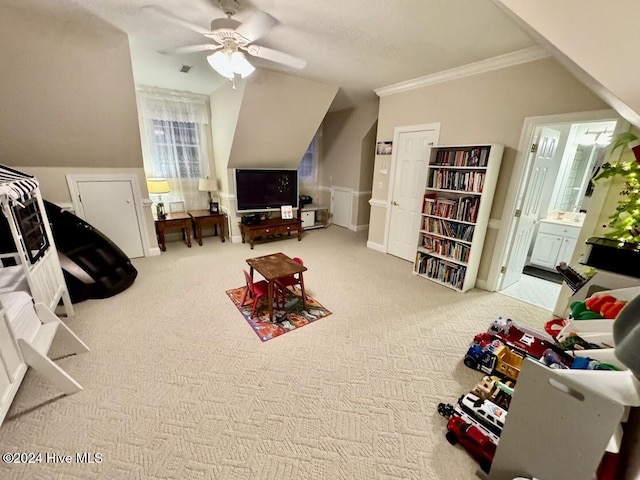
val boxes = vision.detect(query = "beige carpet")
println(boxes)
[0,226,551,479]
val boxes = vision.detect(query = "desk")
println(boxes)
[188,210,225,245]
[239,218,302,249]
[154,212,192,251]
[246,252,307,322]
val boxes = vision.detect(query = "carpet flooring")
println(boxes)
[226,286,332,341]
[0,227,552,480]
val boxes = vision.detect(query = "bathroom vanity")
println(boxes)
[530,217,582,270]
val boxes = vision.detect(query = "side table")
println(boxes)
[154,212,192,252]
[188,210,226,245]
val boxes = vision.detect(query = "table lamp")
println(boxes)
[147,178,170,220]
[198,177,218,213]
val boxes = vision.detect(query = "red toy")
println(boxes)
[445,415,497,474]
[487,317,573,367]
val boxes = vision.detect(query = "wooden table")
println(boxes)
[246,252,307,322]
[188,210,225,245]
[154,212,192,251]
[239,218,302,249]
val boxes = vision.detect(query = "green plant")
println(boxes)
[594,132,640,243]
[609,131,639,155]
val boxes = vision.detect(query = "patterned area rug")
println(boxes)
[226,286,332,341]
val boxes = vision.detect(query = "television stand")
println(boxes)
[239,218,302,249]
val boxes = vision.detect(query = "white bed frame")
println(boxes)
[0,167,84,426]
[0,299,88,425]
[0,177,74,318]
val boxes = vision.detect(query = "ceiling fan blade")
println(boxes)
[246,45,306,69]
[235,10,278,43]
[143,5,211,36]
[160,44,223,55]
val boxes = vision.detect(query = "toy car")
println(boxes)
[457,393,507,437]
[445,415,497,474]
[464,342,524,382]
[471,375,514,410]
[437,401,500,445]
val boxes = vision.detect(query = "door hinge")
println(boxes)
[78,194,82,203]
[501,266,506,274]
[514,209,521,218]
[531,143,538,153]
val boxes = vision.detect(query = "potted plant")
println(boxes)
[610,131,640,162]
[593,130,640,243]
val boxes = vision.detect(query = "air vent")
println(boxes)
[179,65,192,73]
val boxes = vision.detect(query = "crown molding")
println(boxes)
[374,46,550,97]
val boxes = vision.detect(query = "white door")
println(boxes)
[331,188,351,229]
[76,180,145,258]
[500,127,562,288]
[387,128,438,261]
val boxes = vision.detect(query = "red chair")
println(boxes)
[240,270,284,319]
[275,257,304,297]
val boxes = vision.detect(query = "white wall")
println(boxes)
[493,0,640,128]
[372,57,608,282]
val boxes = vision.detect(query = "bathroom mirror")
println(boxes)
[549,121,616,214]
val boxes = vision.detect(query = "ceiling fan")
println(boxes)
[145,0,306,79]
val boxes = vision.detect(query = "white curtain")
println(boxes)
[137,87,212,211]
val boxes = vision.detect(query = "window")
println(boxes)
[299,130,320,185]
[12,196,49,264]
[151,120,203,179]
[137,87,212,210]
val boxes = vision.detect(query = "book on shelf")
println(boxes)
[432,146,491,167]
[416,143,503,292]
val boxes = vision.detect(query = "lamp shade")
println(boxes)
[230,51,255,78]
[207,51,234,79]
[147,178,170,195]
[207,50,255,79]
[198,177,217,192]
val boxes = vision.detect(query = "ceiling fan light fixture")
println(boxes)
[207,49,255,79]
[230,51,255,78]
[207,50,235,79]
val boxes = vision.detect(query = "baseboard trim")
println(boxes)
[350,224,369,232]
[475,279,488,291]
[230,234,243,244]
[367,241,386,253]
[148,247,162,257]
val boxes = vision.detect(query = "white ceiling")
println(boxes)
[15,0,536,111]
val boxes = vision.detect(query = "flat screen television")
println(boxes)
[235,169,299,211]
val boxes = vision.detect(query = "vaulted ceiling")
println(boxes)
[11,0,536,111]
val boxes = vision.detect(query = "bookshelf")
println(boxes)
[414,144,503,292]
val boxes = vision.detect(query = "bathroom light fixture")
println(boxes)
[579,129,613,147]
[596,130,613,146]
[578,130,597,146]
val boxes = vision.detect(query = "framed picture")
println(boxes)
[209,202,219,214]
[281,205,293,219]
[376,141,393,155]
[169,201,185,213]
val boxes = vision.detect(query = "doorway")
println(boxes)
[497,118,618,310]
[66,174,149,259]
[385,123,440,261]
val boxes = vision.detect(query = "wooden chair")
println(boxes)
[240,270,284,319]
[275,257,304,296]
